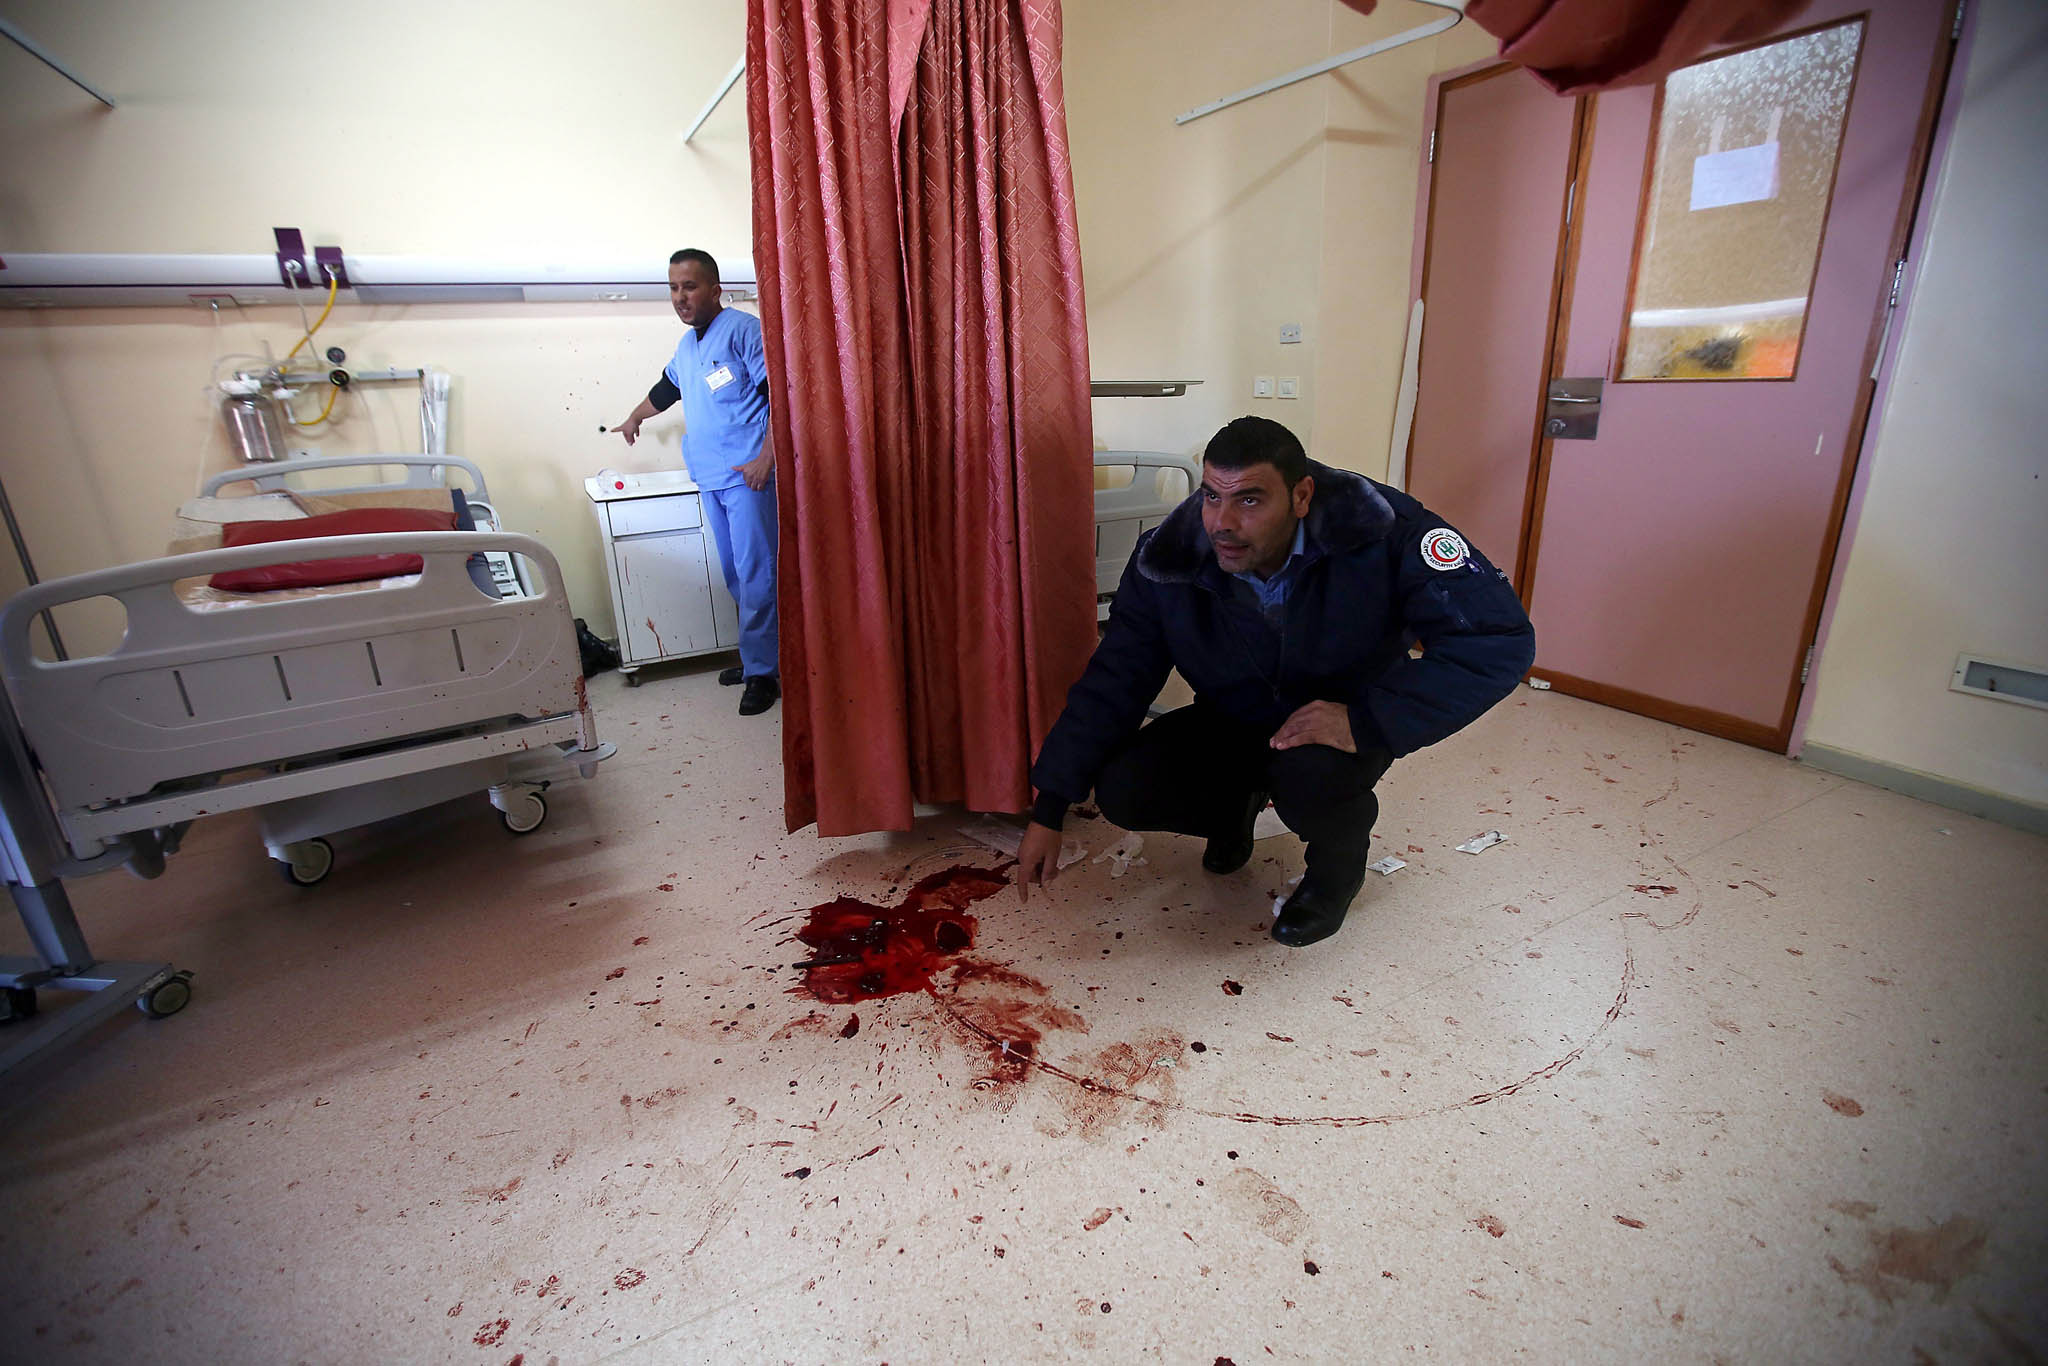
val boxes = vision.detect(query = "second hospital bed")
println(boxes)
[0,454,612,886]
[1092,450,1199,620]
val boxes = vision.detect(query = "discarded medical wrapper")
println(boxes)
[1455,830,1506,855]
[1270,873,1304,917]
[1094,832,1148,879]
[958,818,1087,869]
[1367,856,1406,877]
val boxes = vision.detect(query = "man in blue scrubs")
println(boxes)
[613,249,779,715]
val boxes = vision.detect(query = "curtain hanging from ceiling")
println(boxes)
[746,0,1097,837]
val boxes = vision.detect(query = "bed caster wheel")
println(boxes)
[623,672,641,687]
[138,971,193,1019]
[277,838,334,886]
[1,985,37,1024]
[501,792,547,835]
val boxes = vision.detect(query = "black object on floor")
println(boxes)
[739,675,781,716]
[719,666,745,686]
[575,619,621,677]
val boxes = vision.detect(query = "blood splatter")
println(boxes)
[1473,1214,1506,1238]
[1829,1216,1987,1303]
[613,1268,645,1290]
[787,865,1007,1004]
[1822,1091,1865,1117]
[473,1319,509,1346]
[605,967,626,980]
[1614,1215,1646,1229]
[839,1013,861,1039]
[1304,1260,1321,1275]
[1082,1208,1115,1231]
[770,861,1638,1138]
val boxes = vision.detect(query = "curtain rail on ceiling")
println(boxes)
[684,57,747,143]
[0,15,116,109]
[1175,0,1468,125]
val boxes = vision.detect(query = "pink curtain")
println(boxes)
[746,0,1098,837]
[1344,0,1811,93]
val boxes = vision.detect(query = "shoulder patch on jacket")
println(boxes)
[1419,527,1468,572]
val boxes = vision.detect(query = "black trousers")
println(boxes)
[1094,703,1394,881]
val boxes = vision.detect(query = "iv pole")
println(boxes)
[0,476,65,661]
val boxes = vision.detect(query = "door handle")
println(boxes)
[1544,377,1602,439]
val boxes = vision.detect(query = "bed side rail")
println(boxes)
[1093,450,1198,597]
[199,453,490,504]
[0,532,580,811]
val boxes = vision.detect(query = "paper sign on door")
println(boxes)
[1690,141,1780,211]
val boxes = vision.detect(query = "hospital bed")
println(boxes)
[0,454,611,890]
[1092,450,1199,620]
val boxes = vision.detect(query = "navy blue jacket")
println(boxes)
[1030,461,1535,819]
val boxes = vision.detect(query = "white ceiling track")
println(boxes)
[684,57,746,143]
[0,15,115,109]
[1176,0,1468,125]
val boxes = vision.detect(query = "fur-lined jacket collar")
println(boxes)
[1136,459,1397,585]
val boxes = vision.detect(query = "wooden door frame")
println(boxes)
[1404,61,1589,594]
[1518,0,1966,754]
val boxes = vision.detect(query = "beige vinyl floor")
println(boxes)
[1,661,2043,1364]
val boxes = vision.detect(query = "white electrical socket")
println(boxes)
[1253,375,1274,399]
[1279,323,1302,344]
[1276,376,1299,399]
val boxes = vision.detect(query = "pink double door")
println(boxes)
[1406,0,1958,749]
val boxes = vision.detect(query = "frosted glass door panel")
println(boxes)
[1620,21,1864,381]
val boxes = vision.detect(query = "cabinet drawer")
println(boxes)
[607,493,702,537]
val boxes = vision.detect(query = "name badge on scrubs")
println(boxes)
[705,363,735,392]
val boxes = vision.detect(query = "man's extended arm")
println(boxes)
[1018,548,1174,900]
[613,375,682,445]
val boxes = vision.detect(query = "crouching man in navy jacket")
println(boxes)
[1017,416,1535,947]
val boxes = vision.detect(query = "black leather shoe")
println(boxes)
[738,675,780,715]
[718,666,745,686]
[1271,869,1367,948]
[1202,789,1268,875]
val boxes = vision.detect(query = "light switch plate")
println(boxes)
[1276,376,1299,399]
[1253,375,1274,398]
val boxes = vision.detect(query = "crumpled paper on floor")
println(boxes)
[1094,832,1148,879]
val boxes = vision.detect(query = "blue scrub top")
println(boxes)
[664,306,770,492]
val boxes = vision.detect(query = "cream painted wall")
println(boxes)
[0,0,752,640]
[1803,0,2048,808]
[1063,0,1490,472]
[1314,3,1492,477]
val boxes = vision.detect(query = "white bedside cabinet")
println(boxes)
[585,470,739,683]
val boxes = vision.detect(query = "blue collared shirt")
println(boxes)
[1229,521,1309,623]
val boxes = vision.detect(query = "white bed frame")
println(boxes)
[1093,450,1199,620]
[0,456,610,883]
